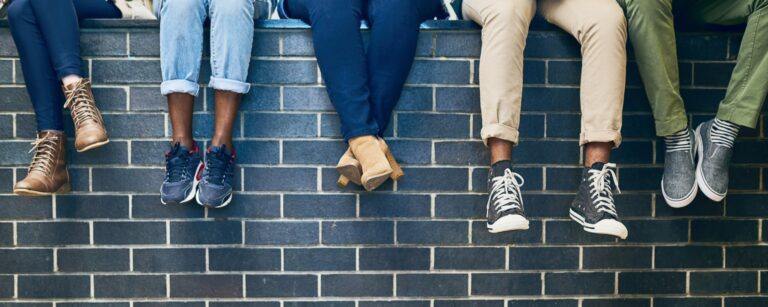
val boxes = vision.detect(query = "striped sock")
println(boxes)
[665,128,691,153]
[710,118,740,148]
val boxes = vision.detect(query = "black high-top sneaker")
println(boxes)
[569,162,628,239]
[486,161,529,233]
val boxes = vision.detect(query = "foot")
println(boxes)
[486,161,529,233]
[569,162,627,239]
[695,119,738,202]
[160,142,203,205]
[196,145,235,208]
[14,131,70,196]
[661,128,698,208]
[63,78,109,152]
[348,135,392,191]
[336,147,362,187]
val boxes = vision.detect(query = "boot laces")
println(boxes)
[490,169,525,213]
[588,163,620,217]
[27,135,60,175]
[63,79,103,129]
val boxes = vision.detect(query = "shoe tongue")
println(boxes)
[491,160,513,177]
[208,145,231,159]
[590,162,606,171]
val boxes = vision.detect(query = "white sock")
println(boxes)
[711,118,740,148]
[665,128,691,153]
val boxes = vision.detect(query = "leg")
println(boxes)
[159,0,208,147]
[365,0,442,134]
[285,0,378,141]
[463,0,536,165]
[690,0,768,128]
[617,0,688,136]
[539,0,627,151]
[541,0,628,239]
[208,0,255,150]
[7,0,66,131]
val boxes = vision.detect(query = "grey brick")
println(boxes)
[690,271,757,294]
[283,194,357,218]
[18,275,90,298]
[244,167,317,191]
[397,274,467,297]
[359,194,431,218]
[245,221,319,245]
[131,195,205,219]
[208,248,281,271]
[284,87,332,111]
[133,248,206,272]
[244,113,317,138]
[246,274,318,298]
[322,221,394,245]
[170,274,243,298]
[171,221,242,245]
[93,222,166,245]
[397,221,469,244]
[435,248,505,270]
[322,274,393,297]
[0,196,52,220]
[17,222,89,246]
[91,60,162,84]
[57,248,130,272]
[359,248,430,271]
[618,272,686,294]
[283,140,344,165]
[285,248,356,271]
[56,195,130,219]
[0,249,53,273]
[248,60,318,84]
[473,273,541,296]
[545,273,613,295]
[94,275,167,298]
[208,194,282,218]
[81,32,128,56]
[92,168,165,192]
[406,60,470,85]
[129,31,160,56]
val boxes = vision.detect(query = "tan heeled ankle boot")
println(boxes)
[336,147,362,187]
[14,131,71,196]
[63,78,109,152]
[348,135,392,191]
[337,138,405,188]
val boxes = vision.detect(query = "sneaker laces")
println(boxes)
[205,148,234,185]
[27,135,60,175]
[665,129,691,153]
[165,144,192,182]
[63,79,103,129]
[490,169,525,213]
[587,163,620,217]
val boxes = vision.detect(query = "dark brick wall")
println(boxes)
[0,19,766,306]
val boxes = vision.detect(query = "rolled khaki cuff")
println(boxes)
[580,130,622,148]
[481,123,520,146]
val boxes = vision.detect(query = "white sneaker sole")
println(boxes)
[195,189,233,209]
[569,209,628,239]
[160,161,204,205]
[694,126,726,202]
[487,214,529,233]
[661,178,698,208]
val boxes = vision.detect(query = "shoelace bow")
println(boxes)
[588,163,621,217]
[27,135,59,175]
[490,169,525,213]
[63,79,103,129]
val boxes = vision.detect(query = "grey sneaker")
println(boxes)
[486,169,529,233]
[661,129,698,208]
[695,120,735,202]
[569,162,628,239]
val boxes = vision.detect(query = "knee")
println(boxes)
[481,0,535,26]
[580,4,627,41]
[622,0,672,18]
[161,0,204,18]
[210,0,254,18]
[6,0,31,24]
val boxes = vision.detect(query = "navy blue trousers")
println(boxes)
[7,0,121,131]
[284,0,445,141]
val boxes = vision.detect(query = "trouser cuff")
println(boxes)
[343,128,381,143]
[716,105,759,129]
[481,124,520,146]
[209,77,251,94]
[581,130,623,148]
[161,80,200,96]
[655,116,689,137]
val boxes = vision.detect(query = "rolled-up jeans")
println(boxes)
[156,0,274,96]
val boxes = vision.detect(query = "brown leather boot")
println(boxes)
[14,131,71,196]
[63,78,109,152]
[336,147,362,187]
[348,135,392,191]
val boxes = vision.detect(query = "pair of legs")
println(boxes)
[466,0,626,167]
[618,0,768,205]
[464,0,628,238]
[158,0,268,208]
[281,0,444,191]
[160,0,259,151]
[8,0,119,195]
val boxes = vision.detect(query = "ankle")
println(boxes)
[173,137,195,149]
[62,75,83,87]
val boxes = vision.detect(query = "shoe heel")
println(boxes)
[57,182,71,193]
[384,148,404,181]
[337,175,350,188]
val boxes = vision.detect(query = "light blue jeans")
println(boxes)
[156,0,275,96]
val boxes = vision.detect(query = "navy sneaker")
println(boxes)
[196,145,235,208]
[569,162,628,239]
[160,142,203,205]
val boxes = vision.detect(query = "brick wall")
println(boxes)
[0,19,767,306]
